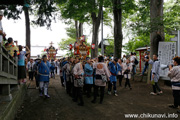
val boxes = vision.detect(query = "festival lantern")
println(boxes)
[92,44,95,49]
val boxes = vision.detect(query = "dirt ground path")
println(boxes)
[15,75,179,120]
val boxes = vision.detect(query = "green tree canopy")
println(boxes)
[124,0,180,53]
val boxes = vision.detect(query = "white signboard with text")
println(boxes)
[158,42,176,78]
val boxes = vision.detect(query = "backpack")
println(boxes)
[134,58,139,65]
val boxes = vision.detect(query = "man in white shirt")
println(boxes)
[0,11,6,44]
[130,52,135,64]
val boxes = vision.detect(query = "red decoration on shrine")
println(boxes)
[44,42,58,60]
[80,35,85,42]
[69,44,73,50]
[71,35,90,59]
[92,44,95,49]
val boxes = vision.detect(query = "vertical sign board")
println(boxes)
[158,42,176,78]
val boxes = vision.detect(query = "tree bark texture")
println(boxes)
[24,7,31,52]
[91,5,102,58]
[113,0,123,58]
[75,21,83,42]
[150,0,164,57]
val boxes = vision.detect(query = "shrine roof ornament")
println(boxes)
[44,41,58,60]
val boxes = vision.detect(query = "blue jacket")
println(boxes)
[109,61,121,82]
[84,63,93,84]
[38,61,51,82]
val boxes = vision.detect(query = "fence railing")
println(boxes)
[0,44,18,101]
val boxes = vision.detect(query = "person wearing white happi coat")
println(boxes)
[149,54,163,95]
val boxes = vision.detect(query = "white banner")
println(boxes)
[158,42,176,77]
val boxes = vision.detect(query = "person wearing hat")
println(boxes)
[0,10,6,44]
[38,55,52,98]
[84,57,93,98]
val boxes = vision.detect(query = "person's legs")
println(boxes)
[132,65,136,75]
[100,86,105,104]
[35,75,39,87]
[66,80,70,94]
[39,81,44,96]
[153,84,157,93]
[173,90,179,108]
[155,82,162,92]
[127,79,131,88]
[119,75,123,86]
[73,87,78,102]
[125,78,128,88]
[178,91,180,107]
[72,85,76,101]
[92,85,98,103]
[132,65,136,81]
[55,67,57,74]
[28,72,31,80]
[117,75,120,86]
[86,84,91,98]
[134,65,136,74]
[51,72,53,78]
[83,84,87,94]
[76,87,84,106]
[113,81,117,94]
[44,82,49,96]
[60,76,64,87]
[108,81,112,94]
[31,72,34,80]
[69,81,73,96]
[142,65,147,75]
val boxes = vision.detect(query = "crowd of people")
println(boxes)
[0,10,180,113]
[56,54,180,114]
[55,53,160,106]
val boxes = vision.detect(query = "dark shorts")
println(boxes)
[18,66,26,79]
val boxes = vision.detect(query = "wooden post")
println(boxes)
[1,84,12,101]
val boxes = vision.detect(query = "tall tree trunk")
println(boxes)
[75,20,79,42]
[113,0,123,58]
[79,22,83,37]
[91,6,102,58]
[75,21,83,42]
[150,0,164,57]
[24,7,31,53]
